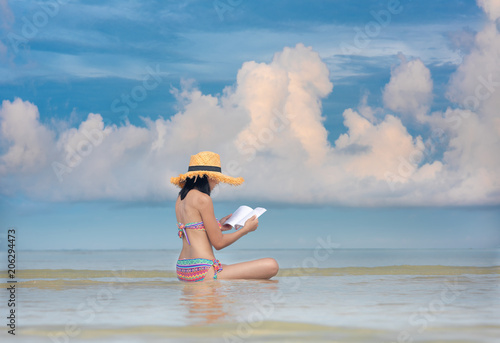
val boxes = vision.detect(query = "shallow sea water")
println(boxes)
[0,249,499,342]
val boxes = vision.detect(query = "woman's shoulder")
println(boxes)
[186,189,212,207]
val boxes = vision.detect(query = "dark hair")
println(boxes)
[179,175,211,200]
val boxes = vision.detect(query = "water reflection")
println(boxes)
[180,280,279,325]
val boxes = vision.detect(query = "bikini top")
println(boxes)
[177,220,221,245]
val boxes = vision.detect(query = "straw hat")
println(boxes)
[170,151,244,188]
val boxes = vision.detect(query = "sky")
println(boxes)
[0,0,499,250]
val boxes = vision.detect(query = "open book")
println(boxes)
[225,205,267,229]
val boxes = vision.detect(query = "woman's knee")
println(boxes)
[263,258,279,277]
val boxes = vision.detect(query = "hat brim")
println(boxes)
[170,171,244,188]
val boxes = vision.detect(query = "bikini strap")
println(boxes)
[177,223,190,245]
[212,259,223,279]
[177,220,222,246]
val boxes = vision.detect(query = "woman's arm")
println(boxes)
[197,194,258,250]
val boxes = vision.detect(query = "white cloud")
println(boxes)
[477,0,500,21]
[382,53,433,119]
[447,24,500,110]
[438,2,500,205]
[1,21,499,207]
[234,44,332,165]
[333,109,434,181]
[0,98,55,175]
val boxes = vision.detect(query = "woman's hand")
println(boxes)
[220,214,233,231]
[242,215,259,233]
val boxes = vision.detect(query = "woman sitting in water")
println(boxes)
[170,151,279,282]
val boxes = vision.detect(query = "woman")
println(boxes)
[170,151,279,282]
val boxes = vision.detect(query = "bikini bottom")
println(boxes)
[176,258,223,282]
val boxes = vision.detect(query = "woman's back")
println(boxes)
[176,190,215,260]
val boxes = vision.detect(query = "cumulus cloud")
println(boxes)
[477,0,500,21]
[444,1,500,191]
[234,44,332,166]
[0,99,55,175]
[1,20,499,207]
[333,109,434,181]
[439,13,500,205]
[382,53,433,119]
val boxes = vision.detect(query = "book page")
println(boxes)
[235,207,267,229]
[225,205,253,227]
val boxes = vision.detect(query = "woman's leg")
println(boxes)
[212,258,279,280]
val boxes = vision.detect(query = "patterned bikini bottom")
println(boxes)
[176,258,223,282]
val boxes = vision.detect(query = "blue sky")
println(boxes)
[0,0,499,250]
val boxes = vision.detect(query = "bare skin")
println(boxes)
[175,178,279,281]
